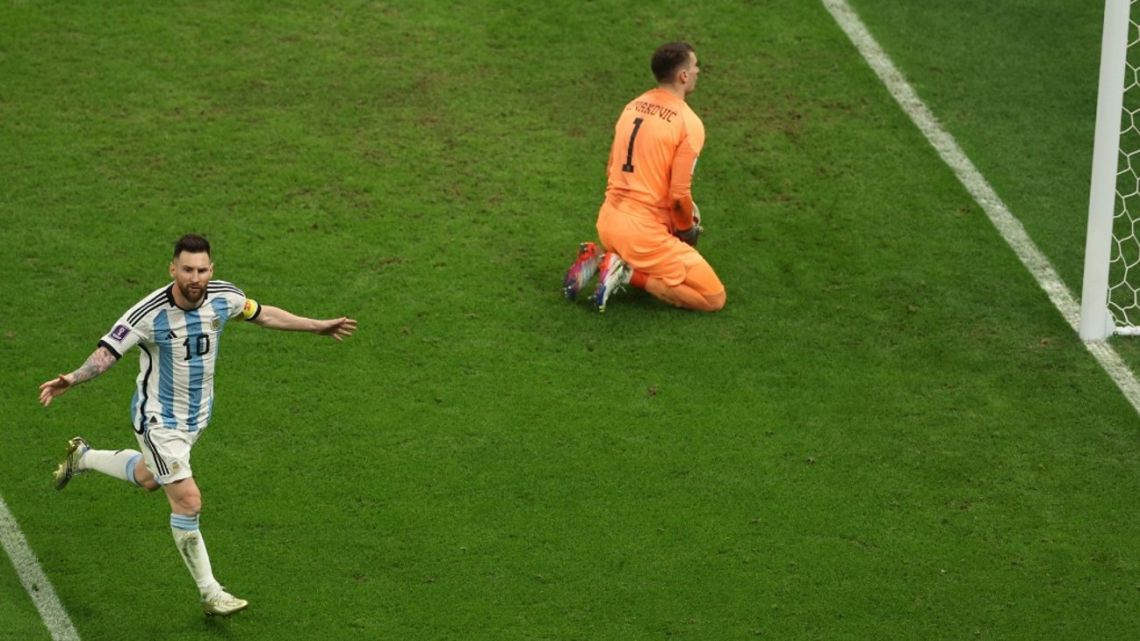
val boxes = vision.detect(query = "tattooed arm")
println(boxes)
[38,346,118,407]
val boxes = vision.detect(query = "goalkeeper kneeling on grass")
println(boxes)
[563,41,725,313]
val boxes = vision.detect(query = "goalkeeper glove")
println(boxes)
[676,224,702,246]
[676,201,702,246]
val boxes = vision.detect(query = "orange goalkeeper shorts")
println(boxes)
[595,201,724,295]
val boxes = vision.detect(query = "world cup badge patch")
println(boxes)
[110,324,130,340]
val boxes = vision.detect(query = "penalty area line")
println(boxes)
[0,494,81,641]
[820,0,1140,415]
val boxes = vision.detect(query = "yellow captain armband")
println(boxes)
[241,298,262,321]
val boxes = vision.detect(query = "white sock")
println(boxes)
[80,449,142,486]
[170,514,221,597]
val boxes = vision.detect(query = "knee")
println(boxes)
[181,494,202,515]
[137,470,162,492]
[173,489,202,515]
[702,290,726,312]
[132,459,162,492]
[176,498,201,516]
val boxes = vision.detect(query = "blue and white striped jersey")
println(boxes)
[98,280,261,433]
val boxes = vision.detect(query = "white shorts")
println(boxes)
[135,428,200,485]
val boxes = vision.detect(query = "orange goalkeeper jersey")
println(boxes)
[603,87,705,231]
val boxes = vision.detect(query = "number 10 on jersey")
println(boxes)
[182,334,210,360]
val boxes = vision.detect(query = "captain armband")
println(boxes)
[241,298,262,321]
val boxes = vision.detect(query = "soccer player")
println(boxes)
[563,41,725,312]
[37,234,357,617]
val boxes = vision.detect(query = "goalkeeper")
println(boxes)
[563,41,725,312]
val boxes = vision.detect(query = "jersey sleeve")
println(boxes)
[98,312,143,360]
[667,109,706,231]
[209,280,260,321]
[668,140,699,230]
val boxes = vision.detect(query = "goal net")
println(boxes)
[1081,0,1140,338]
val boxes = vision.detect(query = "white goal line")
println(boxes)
[821,0,1140,414]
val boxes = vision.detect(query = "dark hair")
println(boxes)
[174,234,211,258]
[651,42,695,82]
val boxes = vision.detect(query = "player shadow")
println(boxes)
[199,613,242,636]
[565,286,681,316]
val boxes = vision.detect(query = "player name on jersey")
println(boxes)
[629,100,679,122]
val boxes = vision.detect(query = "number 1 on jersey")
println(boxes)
[621,117,645,173]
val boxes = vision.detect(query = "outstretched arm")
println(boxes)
[38,346,118,407]
[250,305,357,341]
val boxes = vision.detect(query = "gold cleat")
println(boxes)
[52,437,90,490]
[202,589,249,617]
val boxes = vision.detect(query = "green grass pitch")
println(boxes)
[1,1,1138,639]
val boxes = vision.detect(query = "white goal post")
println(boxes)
[1081,0,1140,339]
